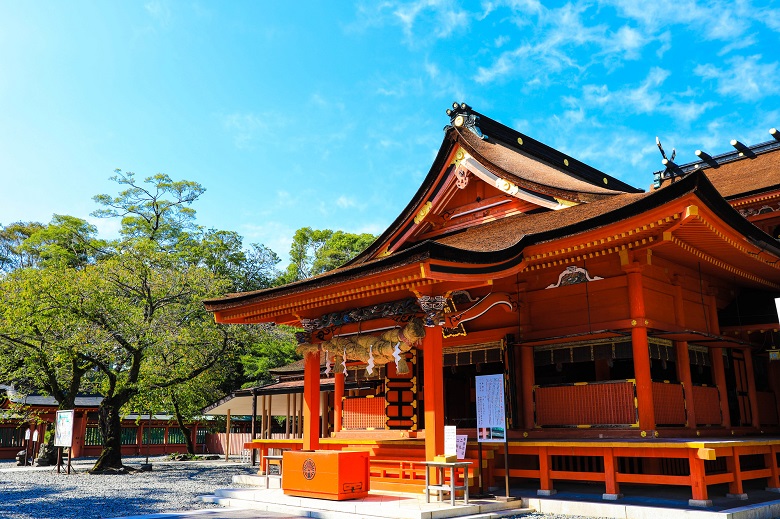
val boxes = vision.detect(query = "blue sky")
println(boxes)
[1,1,779,263]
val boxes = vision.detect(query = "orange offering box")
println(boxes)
[282,450,370,500]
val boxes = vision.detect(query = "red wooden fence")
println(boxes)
[534,381,637,427]
[757,391,779,426]
[652,382,686,426]
[692,385,721,426]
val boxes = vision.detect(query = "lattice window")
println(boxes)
[167,427,187,444]
[84,427,103,446]
[142,427,165,445]
[343,396,385,429]
[0,427,24,448]
[121,427,138,445]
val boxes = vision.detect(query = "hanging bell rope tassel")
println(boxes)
[324,350,332,377]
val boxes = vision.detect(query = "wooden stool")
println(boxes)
[263,454,284,488]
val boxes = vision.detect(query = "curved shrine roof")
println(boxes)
[204,106,780,316]
[455,126,627,201]
[434,191,651,252]
[703,148,780,199]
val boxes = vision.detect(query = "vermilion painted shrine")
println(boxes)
[204,104,780,506]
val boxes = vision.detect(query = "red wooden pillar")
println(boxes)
[767,445,780,491]
[302,350,321,450]
[726,447,747,499]
[676,341,697,429]
[423,328,444,462]
[711,347,731,428]
[743,348,761,430]
[672,279,697,429]
[769,362,780,427]
[334,372,344,433]
[537,446,556,495]
[688,449,711,506]
[521,345,535,429]
[625,264,656,431]
[603,448,621,499]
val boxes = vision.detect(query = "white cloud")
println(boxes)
[604,0,747,40]
[695,54,778,102]
[220,112,290,150]
[336,196,356,209]
[568,67,715,122]
[310,93,346,112]
[351,0,470,45]
[393,0,470,41]
[494,35,510,48]
[718,34,758,56]
[144,1,172,26]
[474,3,652,85]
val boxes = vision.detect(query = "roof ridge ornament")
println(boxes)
[445,102,488,140]
[653,136,682,189]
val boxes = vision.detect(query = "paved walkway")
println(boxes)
[118,510,302,519]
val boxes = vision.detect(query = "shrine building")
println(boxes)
[204,104,780,505]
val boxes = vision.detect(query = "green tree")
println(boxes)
[188,229,280,292]
[92,170,205,246]
[311,230,375,275]
[0,266,97,464]
[240,325,300,386]
[279,227,375,283]
[21,215,104,269]
[0,221,45,273]
[55,243,236,472]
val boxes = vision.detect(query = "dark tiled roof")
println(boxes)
[205,250,430,311]
[450,105,641,194]
[207,171,766,310]
[704,148,780,199]
[434,191,651,252]
[655,138,780,199]
[456,127,627,200]
[4,391,103,408]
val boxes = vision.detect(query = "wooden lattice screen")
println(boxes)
[534,380,637,426]
[343,396,386,429]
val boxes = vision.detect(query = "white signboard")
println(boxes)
[54,410,75,447]
[475,374,506,443]
[455,435,468,460]
[444,426,457,456]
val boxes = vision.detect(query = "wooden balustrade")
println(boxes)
[534,380,637,427]
[692,385,721,426]
[757,391,779,426]
[652,381,686,426]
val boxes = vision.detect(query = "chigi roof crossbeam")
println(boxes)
[654,128,780,189]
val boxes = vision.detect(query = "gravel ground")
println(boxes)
[0,456,604,519]
[0,456,257,519]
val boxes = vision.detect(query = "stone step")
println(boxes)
[201,487,532,519]
[232,474,266,486]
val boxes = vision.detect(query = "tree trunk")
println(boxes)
[171,395,195,455]
[90,396,125,473]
